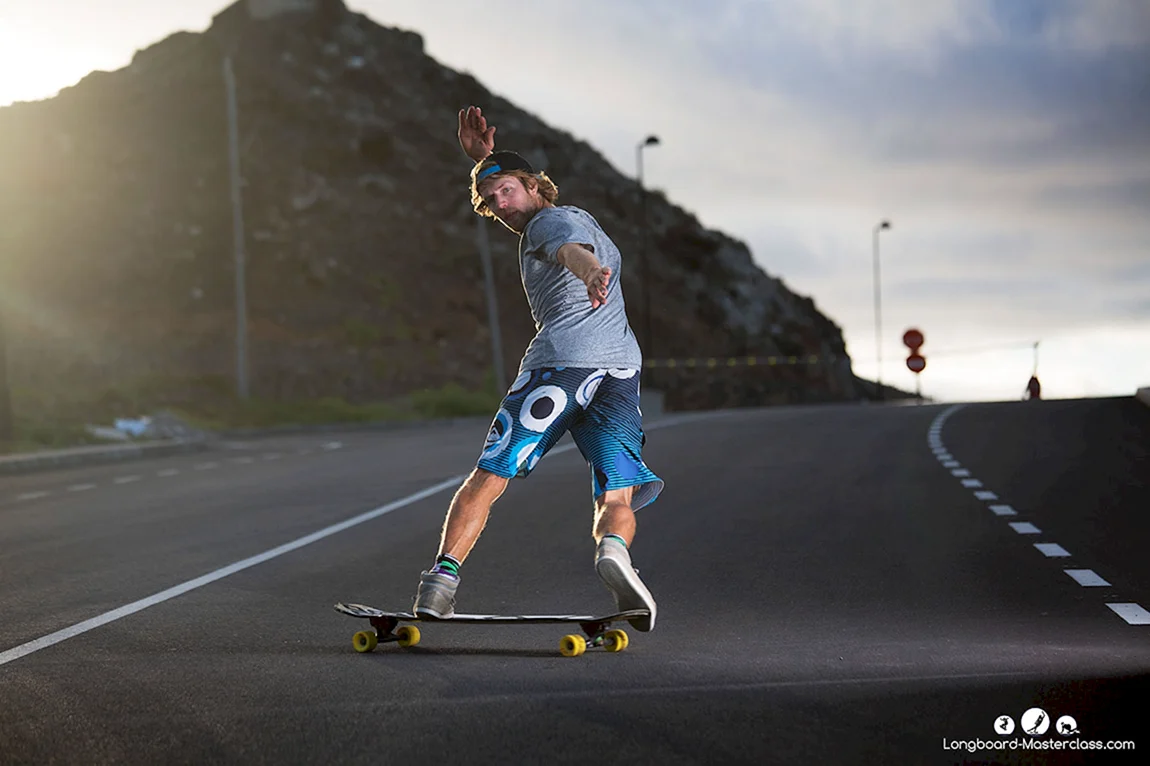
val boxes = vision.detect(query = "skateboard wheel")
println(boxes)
[353,630,378,653]
[396,625,421,648]
[559,634,587,657]
[603,629,629,653]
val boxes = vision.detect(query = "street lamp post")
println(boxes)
[873,219,891,401]
[636,135,660,357]
[0,306,12,449]
[223,53,250,400]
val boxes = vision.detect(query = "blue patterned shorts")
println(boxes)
[476,367,664,511]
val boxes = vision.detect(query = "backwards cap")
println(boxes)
[475,150,536,182]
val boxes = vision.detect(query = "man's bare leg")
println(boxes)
[438,467,510,562]
[414,467,509,617]
[592,485,636,545]
[592,484,655,630]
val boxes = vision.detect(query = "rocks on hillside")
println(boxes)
[0,0,869,413]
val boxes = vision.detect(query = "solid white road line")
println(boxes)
[0,410,711,667]
[0,475,465,667]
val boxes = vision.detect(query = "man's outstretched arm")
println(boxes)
[458,105,495,162]
[557,243,611,309]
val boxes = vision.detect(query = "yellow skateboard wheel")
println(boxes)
[353,630,378,653]
[396,625,421,648]
[559,634,587,657]
[603,629,629,653]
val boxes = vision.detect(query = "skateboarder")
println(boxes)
[1024,375,1041,401]
[411,106,663,631]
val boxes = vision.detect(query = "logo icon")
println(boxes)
[1021,708,1050,736]
[1056,715,1079,736]
[994,715,1015,735]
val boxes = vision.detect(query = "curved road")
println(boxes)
[1,398,1148,764]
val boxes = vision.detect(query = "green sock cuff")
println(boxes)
[433,554,461,576]
[602,534,628,548]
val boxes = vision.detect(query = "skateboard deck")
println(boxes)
[334,602,648,656]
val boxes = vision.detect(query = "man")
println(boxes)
[411,106,663,631]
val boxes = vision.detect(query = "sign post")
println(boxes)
[903,328,926,401]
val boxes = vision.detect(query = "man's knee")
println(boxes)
[596,485,635,511]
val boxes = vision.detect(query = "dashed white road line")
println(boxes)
[7,441,341,505]
[930,404,1146,626]
[1107,604,1150,625]
[1065,569,1111,587]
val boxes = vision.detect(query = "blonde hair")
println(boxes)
[470,168,560,218]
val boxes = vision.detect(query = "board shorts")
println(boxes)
[476,366,664,511]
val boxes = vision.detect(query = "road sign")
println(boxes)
[903,329,924,350]
[906,354,926,373]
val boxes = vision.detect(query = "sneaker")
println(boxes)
[595,537,656,631]
[412,570,459,619]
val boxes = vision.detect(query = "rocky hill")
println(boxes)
[0,0,873,420]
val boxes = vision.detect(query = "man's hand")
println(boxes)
[557,243,611,308]
[459,105,495,162]
[585,265,611,309]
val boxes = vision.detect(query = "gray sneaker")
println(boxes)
[595,537,656,631]
[413,570,458,619]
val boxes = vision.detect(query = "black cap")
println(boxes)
[475,151,536,181]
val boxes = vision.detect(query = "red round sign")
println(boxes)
[903,329,924,350]
[906,354,926,373]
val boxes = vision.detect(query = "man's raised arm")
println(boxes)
[458,105,496,162]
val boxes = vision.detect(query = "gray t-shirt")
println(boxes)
[516,206,642,373]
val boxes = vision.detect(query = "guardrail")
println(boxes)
[644,355,838,369]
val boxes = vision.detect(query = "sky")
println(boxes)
[2,0,1148,403]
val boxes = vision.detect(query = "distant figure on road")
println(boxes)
[407,106,663,632]
[1025,375,1041,401]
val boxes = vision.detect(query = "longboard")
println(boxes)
[334,602,649,656]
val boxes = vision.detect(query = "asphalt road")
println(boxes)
[1,398,1148,765]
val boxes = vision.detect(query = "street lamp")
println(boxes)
[873,219,891,401]
[636,135,660,357]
